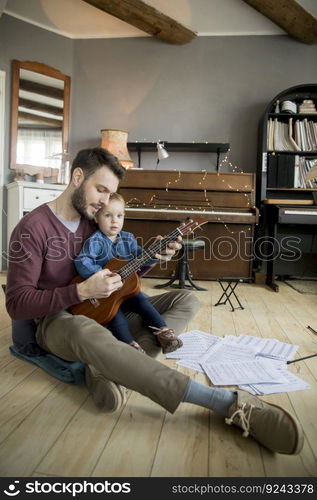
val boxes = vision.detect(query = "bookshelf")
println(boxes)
[257,83,317,205]
[256,84,317,290]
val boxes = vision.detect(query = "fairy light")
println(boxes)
[190,151,254,235]
[125,144,256,236]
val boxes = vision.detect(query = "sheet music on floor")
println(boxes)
[240,370,311,395]
[166,330,220,360]
[168,331,310,394]
[239,359,310,395]
[166,331,221,373]
[200,341,287,385]
[202,359,288,386]
[223,334,298,361]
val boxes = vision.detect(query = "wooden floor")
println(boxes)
[0,273,316,477]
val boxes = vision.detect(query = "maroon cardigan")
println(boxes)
[6,204,156,322]
[6,204,96,320]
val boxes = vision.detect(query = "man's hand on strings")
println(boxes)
[154,235,182,261]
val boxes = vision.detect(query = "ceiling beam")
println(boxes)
[82,0,196,44]
[242,0,317,44]
[19,98,63,117]
[19,79,64,100]
[18,111,62,128]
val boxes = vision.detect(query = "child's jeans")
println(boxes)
[106,292,166,344]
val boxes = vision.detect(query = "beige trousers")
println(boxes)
[36,290,200,413]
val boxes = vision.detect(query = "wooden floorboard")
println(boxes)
[0,277,316,477]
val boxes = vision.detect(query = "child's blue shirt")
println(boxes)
[75,230,155,279]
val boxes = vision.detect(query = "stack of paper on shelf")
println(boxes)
[166,331,310,395]
[299,157,317,187]
[267,118,317,152]
[299,99,317,113]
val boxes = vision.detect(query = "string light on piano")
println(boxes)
[165,170,183,191]
[126,158,255,236]
[202,168,255,234]
[148,194,157,205]
[126,197,143,206]
[218,148,246,175]
[173,170,182,184]
[198,170,208,185]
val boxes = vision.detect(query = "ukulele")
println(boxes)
[69,216,208,324]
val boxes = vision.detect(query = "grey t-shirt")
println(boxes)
[48,204,81,233]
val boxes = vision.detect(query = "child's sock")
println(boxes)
[182,379,237,417]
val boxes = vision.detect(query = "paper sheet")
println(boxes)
[223,334,298,361]
[200,359,288,386]
[166,330,308,394]
[166,330,220,360]
[201,341,257,365]
[240,370,310,395]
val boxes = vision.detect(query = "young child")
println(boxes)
[74,193,183,354]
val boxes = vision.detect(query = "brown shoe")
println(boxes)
[225,390,304,454]
[85,365,126,412]
[150,326,183,354]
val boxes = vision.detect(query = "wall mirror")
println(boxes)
[10,60,70,178]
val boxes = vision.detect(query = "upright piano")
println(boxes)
[263,200,317,291]
[119,170,259,280]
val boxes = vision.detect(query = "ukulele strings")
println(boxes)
[118,221,197,279]
[119,228,181,279]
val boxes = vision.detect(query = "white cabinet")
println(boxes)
[6,181,66,243]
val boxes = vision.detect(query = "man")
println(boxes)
[6,148,303,455]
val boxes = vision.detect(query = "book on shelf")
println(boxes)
[288,117,301,151]
[267,117,317,152]
[267,154,295,188]
[267,154,277,187]
[300,157,317,188]
[267,118,274,150]
[305,160,317,182]
[294,155,300,188]
[309,122,317,150]
[277,155,292,187]
[294,120,301,149]
[300,120,308,150]
[267,154,317,189]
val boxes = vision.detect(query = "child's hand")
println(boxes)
[154,235,182,261]
[77,268,123,300]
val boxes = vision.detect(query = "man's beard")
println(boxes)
[71,182,92,220]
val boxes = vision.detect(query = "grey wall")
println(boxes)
[71,35,317,172]
[1,14,317,271]
[0,14,74,184]
[1,14,317,178]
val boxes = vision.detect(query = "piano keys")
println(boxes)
[119,170,259,280]
[275,206,317,225]
[125,207,255,224]
[265,203,317,291]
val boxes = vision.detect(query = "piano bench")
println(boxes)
[214,277,252,312]
[154,239,207,291]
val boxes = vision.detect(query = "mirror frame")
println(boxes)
[10,60,71,176]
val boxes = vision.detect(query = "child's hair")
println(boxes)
[109,192,125,206]
[95,192,125,220]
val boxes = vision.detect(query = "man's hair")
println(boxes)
[109,192,125,205]
[71,147,126,181]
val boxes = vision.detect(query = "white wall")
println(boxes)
[0,70,6,271]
